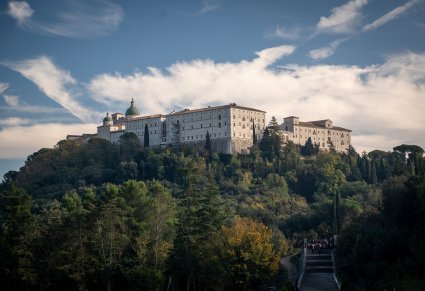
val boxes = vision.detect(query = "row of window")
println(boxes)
[294,127,347,137]
[233,115,264,123]
[182,132,228,141]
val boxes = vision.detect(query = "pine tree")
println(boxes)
[301,137,315,156]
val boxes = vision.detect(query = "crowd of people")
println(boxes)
[305,238,335,254]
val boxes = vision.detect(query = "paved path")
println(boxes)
[301,273,339,291]
[280,254,298,286]
[300,250,339,291]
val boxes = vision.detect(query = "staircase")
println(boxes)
[300,249,339,291]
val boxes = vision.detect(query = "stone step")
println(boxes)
[306,255,332,261]
[305,266,334,273]
[306,260,333,267]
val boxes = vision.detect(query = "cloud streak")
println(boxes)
[2,56,100,122]
[0,82,9,94]
[3,95,20,107]
[198,0,220,14]
[316,0,368,34]
[268,25,302,40]
[309,38,348,60]
[7,0,123,38]
[363,0,423,31]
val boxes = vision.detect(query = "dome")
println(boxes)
[103,113,113,123]
[103,112,113,126]
[125,98,140,116]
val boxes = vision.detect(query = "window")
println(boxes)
[218,114,221,120]
[219,122,221,128]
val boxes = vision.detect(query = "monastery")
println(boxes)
[67,99,351,153]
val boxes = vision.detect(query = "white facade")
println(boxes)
[96,102,266,154]
[280,116,351,152]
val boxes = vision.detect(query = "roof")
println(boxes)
[297,121,351,132]
[125,99,140,116]
[126,114,165,121]
[168,103,266,116]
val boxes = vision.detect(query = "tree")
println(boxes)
[169,163,226,290]
[252,121,257,145]
[301,137,316,156]
[205,131,212,153]
[0,184,38,289]
[144,124,150,148]
[260,117,283,160]
[119,132,141,161]
[217,217,280,290]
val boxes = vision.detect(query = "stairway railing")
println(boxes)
[296,239,307,290]
[331,248,341,290]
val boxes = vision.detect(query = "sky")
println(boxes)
[1,0,425,178]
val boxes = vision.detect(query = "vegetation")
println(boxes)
[1,124,424,290]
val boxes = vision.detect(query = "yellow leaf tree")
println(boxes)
[219,217,280,290]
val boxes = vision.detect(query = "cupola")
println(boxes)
[125,98,140,118]
[103,112,113,126]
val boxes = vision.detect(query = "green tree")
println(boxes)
[260,117,283,160]
[144,124,150,147]
[0,184,38,289]
[252,121,257,145]
[301,137,316,156]
[205,131,212,153]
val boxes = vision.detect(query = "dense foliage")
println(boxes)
[1,128,424,291]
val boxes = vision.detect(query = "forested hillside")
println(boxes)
[1,126,424,291]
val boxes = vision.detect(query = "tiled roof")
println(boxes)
[169,104,266,116]
[297,121,351,132]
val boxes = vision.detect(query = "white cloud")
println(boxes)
[0,123,98,159]
[7,1,33,26]
[7,0,123,38]
[268,25,302,40]
[363,0,422,32]
[87,49,425,153]
[0,82,9,93]
[309,38,348,60]
[2,56,101,122]
[3,95,20,107]
[317,0,368,34]
[0,117,30,127]
[198,0,220,14]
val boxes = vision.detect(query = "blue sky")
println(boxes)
[1,0,425,178]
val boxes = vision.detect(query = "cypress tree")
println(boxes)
[205,131,212,153]
[144,124,149,147]
[252,121,257,145]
